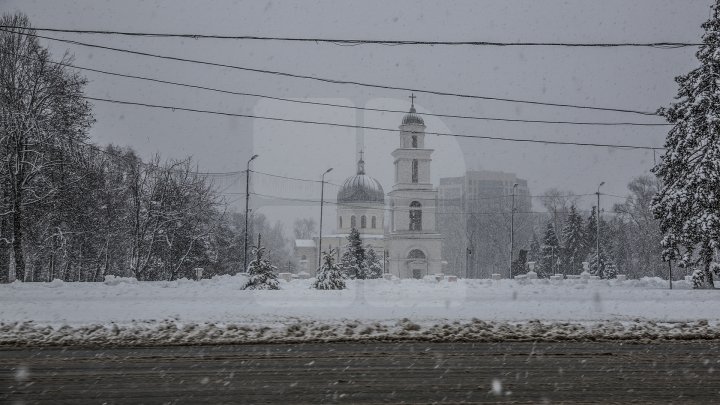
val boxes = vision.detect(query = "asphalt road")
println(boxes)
[2,341,719,404]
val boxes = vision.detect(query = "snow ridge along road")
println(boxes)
[1,275,718,347]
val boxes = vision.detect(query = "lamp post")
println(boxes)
[318,168,333,270]
[596,181,605,277]
[510,183,518,279]
[243,154,259,273]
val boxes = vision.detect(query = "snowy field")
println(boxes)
[1,275,719,346]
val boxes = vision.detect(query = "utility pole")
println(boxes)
[510,183,518,279]
[596,181,605,277]
[243,154,259,273]
[317,168,333,270]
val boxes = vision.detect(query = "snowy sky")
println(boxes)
[1,0,713,229]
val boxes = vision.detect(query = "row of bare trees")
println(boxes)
[0,13,290,282]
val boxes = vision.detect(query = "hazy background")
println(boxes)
[1,0,712,231]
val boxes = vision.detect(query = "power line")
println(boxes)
[246,191,626,215]
[0,50,669,127]
[82,95,664,150]
[1,29,663,116]
[0,26,701,48]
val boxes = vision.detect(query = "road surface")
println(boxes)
[2,341,719,403]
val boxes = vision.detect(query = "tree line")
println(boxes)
[0,14,290,283]
[521,175,663,279]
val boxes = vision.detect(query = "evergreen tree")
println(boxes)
[538,222,559,278]
[241,234,279,290]
[528,232,541,264]
[561,204,586,275]
[340,228,368,279]
[652,1,720,289]
[585,206,598,259]
[314,249,346,290]
[364,247,383,279]
[588,249,616,279]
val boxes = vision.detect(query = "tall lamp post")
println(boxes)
[510,183,518,279]
[596,181,605,276]
[318,168,333,270]
[243,154,259,273]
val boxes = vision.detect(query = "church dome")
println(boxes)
[337,156,385,204]
[402,106,425,126]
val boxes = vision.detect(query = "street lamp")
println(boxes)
[596,181,605,277]
[510,183,518,279]
[318,168,333,270]
[243,154,259,273]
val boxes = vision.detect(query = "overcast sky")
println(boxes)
[2,0,714,231]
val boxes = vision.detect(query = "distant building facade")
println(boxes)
[438,170,532,278]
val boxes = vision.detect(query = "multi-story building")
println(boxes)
[438,170,532,278]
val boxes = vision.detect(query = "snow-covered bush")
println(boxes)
[313,249,346,290]
[241,236,279,290]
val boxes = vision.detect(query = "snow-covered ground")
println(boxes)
[1,275,718,346]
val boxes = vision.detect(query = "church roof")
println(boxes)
[337,154,385,204]
[401,106,425,126]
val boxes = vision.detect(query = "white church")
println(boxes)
[294,98,444,279]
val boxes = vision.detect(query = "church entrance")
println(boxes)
[407,249,427,279]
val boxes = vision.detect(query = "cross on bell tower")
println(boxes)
[409,93,416,111]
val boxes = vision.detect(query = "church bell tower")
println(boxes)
[387,95,443,278]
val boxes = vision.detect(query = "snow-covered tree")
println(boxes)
[588,249,616,279]
[528,232,541,263]
[340,228,368,279]
[241,234,279,290]
[538,222,559,278]
[364,247,383,279]
[652,1,720,289]
[561,204,586,275]
[313,248,345,290]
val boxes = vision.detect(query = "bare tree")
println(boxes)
[0,13,93,281]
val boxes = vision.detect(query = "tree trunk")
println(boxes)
[0,214,9,283]
[12,197,25,281]
[703,261,715,289]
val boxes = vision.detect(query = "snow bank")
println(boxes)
[1,276,717,347]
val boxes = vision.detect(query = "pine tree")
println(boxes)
[314,249,346,290]
[364,247,383,279]
[585,206,598,259]
[241,234,279,290]
[561,204,586,275]
[538,222,559,278]
[528,232,541,263]
[652,1,720,289]
[340,228,368,279]
[588,249,616,279]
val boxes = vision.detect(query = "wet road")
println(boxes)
[2,341,719,404]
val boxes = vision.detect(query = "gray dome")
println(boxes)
[337,174,385,204]
[402,106,425,126]
[337,157,385,204]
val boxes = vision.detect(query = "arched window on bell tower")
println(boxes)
[409,201,422,231]
[411,135,418,148]
[411,159,418,183]
[371,216,377,229]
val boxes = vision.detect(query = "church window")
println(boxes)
[371,216,377,229]
[409,201,422,231]
[339,216,343,228]
[361,215,367,228]
[411,135,418,148]
[412,160,418,183]
[301,255,307,260]
[351,215,356,228]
